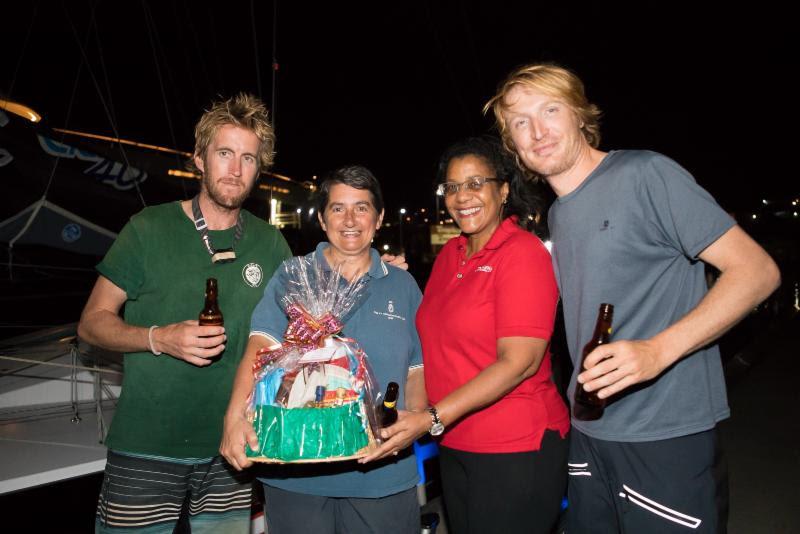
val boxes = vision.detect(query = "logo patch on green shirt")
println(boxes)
[243,262,263,287]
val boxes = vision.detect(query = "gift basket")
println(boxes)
[245,257,382,463]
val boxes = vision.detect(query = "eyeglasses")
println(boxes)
[436,177,501,197]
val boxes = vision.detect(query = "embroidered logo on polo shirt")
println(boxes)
[373,300,405,321]
[242,263,263,287]
[476,265,493,273]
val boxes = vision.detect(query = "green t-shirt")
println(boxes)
[98,201,291,458]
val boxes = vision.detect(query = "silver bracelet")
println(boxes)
[148,325,162,356]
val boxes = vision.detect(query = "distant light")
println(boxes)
[406,217,411,222]
[382,244,389,251]
[762,199,768,205]
[420,208,426,213]
[312,175,317,180]
[168,169,197,178]
[258,184,290,194]
[794,212,798,217]
[424,218,429,223]
[0,98,42,122]
[543,240,553,252]
[384,222,391,227]
[400,208,407,214]
[751,214,757,219]
[439,221,444,225]
[792,201,797,206]
[309,207,315,215]
[296,208,302,214]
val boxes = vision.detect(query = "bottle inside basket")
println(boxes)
[378,382,399,427]
[305,385,326,408]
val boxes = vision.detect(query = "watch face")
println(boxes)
[430,422,445,436]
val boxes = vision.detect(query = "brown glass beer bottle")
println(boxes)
[198,278,224,326]
[379,382,399,427]
[573,303,614,421]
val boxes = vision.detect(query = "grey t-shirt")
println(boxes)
[548,150,735,442]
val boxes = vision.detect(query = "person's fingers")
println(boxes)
[597,374,637,399]
[196,334,227,348]
[182,354,214,366]
[190,345,225,358]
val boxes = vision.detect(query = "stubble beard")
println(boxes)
[202,172,254,211]
[522,137,584,180]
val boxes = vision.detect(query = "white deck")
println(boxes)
[0,327,120,495]
[0,404,114,494]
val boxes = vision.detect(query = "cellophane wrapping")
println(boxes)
[245,256,381,463]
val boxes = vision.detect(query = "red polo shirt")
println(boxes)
[417,217,569,453]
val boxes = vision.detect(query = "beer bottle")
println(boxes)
[379,382,399,427]
[199,278,224,326]
[305,385,326,408]
[573,303,614,421]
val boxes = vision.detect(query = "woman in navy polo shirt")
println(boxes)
[220,165,426,534]
[371,137,570,533]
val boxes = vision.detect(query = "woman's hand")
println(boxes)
[358,410,431,463]
[220,412,259,471]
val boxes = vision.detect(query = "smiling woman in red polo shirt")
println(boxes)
[381,136,570,534]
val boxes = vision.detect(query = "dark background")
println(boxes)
[2,1,796,215]
[1,3,798,531]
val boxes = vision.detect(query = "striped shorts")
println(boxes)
[95,450,253,533]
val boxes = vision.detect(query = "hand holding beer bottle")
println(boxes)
[573,303,614,421]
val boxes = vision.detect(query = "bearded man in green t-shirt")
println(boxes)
[78,93,292,533]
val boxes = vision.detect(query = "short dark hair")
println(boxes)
[436,136,544,231]
[315,165,385,217]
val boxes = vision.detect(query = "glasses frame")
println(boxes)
[436,176,502,197]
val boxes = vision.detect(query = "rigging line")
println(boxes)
[169,1,200,200]
[203,3,226,96]
[4,1,39,101]
[140,0,190,198]
[88,5,119,138]
[271,0,279,139]
[176,0,211,110]
[62,1,148,208]
[40,0,94,201]
[251,0,263,99]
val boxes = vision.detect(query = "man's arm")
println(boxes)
[77,275,227,367]
[380,253,407,271]
[580,225,780,398]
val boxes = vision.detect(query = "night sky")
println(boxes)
[2,1,795,215]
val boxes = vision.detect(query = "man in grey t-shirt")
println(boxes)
[485,64,780,533]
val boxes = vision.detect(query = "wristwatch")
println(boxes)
[427,406,444,436]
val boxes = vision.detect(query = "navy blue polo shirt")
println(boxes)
[249,242,422,498]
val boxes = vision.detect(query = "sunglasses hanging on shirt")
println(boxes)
[191,195,244,264]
